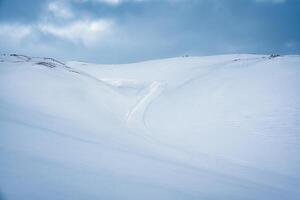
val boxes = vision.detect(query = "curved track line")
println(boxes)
[126,81,165,130]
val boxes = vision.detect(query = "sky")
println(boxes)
[0,0,299,63]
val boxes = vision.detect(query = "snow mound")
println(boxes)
[1,53,300,200]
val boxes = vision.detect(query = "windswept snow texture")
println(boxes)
[1,53,300,200]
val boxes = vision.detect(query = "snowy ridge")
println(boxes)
[1,53,300,200]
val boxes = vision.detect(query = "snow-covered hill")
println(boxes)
[1,53,300,200]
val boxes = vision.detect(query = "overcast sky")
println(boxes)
[0,0,299,63]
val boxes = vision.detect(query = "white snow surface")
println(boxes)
[0,53,300,199]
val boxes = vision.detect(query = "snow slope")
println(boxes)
[0,53,300,199]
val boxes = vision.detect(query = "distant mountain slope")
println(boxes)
[1,53,300,200]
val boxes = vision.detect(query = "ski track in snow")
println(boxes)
[126,81,165,130]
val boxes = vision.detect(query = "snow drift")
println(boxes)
[0,53,300,200]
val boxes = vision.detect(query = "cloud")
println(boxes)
[72,0,147,6]
[93,0,123,5]
[37,1,115,47]
[0,0,299,63]
[39,19,114,47]
[0,23,32,45]
[255,0,287,4]
[0,1,115,48]
[48,1,74,19]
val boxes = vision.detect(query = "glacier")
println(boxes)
[0,53,300,199]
